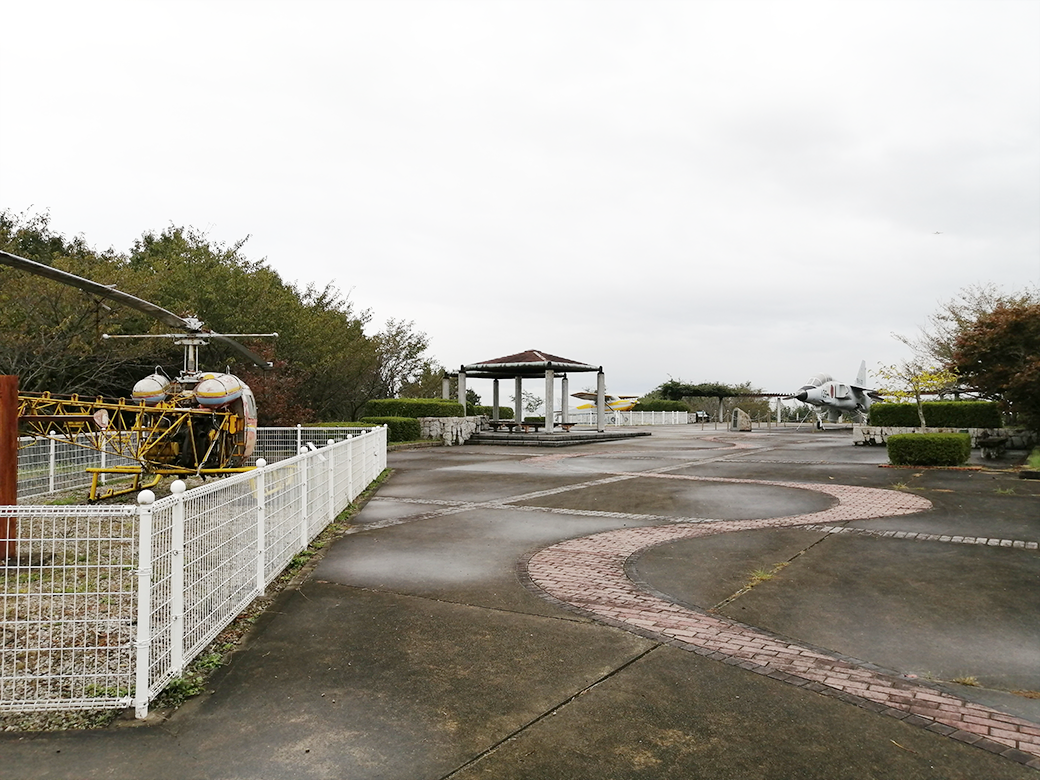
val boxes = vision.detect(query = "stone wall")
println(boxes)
[852,425,1036,449]
[418,416,485,446]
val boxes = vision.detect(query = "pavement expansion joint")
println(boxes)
[519,476,1040,766]
[439,645,662,780]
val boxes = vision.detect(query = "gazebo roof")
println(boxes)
[461,349,600,378]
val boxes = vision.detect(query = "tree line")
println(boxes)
[0,211,443,424]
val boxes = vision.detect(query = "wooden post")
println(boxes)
[1,375,18,561]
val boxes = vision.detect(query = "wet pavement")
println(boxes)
[1,425,1038,779]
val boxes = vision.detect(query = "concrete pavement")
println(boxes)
[1,426,1038,779]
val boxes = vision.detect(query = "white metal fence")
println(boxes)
[566,411,690,426]
[1,426,387,718]
[16,426,375,501]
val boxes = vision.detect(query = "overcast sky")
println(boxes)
[2,0,1038,401]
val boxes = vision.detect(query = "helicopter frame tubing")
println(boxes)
[17,392,251,500]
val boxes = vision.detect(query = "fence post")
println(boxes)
[324,443,336,522]
[49,434,56,494]
[326,441,336,523]
[299,447,309,549]
[0,376,17,560]
[255,458,267,594]
[134,489,156,719]
[170,480,186,676]
[345,435,354,504]
[296,424,302,455]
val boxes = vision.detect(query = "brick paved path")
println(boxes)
[521,475,1040,768]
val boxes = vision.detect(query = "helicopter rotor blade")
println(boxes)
[208,332,275,370]
[0,250,191,331]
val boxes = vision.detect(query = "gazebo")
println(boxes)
[446,350,607,433]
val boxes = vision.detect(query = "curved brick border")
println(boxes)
[520,477,1040,767]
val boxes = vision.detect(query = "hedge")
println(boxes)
[886,433,971,466]
[364,398,465,418]
[471,405,514,418]
[359,416,421,442]
[632,399,688,412]
[869,401,1002,428]
[314,422,376,429]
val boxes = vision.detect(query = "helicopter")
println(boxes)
[1,250,277,500]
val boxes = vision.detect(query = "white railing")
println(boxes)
[566,411,690,426]
[16,426,375,500]
[0,427,387,718]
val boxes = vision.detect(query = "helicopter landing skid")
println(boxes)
[85,468,164,502]
[84,465,259,502]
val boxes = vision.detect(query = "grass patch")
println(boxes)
[952,675,979,687]
[1027,448,1040,470]
[994,487,1016,496]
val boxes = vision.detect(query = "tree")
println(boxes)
[0,211,403,423]
[0,210,158,396]
[911,283,1038,366]
[875,360,959,427]
[950,300,1040,432]
[510,391,543,416]
[398,362,447,398]
[375,319,433,398]
[651,378,772,420]
[896,284,1040,432]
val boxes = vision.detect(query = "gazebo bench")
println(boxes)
[486,420,520,432]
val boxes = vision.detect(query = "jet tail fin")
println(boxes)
[855,360,868,388]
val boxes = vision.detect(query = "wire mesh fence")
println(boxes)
[15,426,376,501]
[1,426,388,718]
[0,505,139,712]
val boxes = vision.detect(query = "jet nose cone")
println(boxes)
[794,390,808,402]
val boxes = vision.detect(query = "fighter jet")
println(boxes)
[787,361,881,426]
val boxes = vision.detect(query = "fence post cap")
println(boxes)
[138,490,156,505]
[170,480,186,494]
[327,439,336,446]
[256,458,268,468]
[298,446,308,455]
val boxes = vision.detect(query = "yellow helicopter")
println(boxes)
[1,250,277,500]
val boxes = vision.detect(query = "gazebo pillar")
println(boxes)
[492,379,500,421]
[457,369,467,413]
[596,369,606,432]
[544,368,555,433]
[514,376,523,423]
[561,375,569,425]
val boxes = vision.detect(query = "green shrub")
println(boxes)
[364,399,465,418]
[886,433,971,466]
[524,416,545,423]
[360,416,421,442]
[471,405,514,418]
[869,401,1001,428]
[632,399,689,412]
